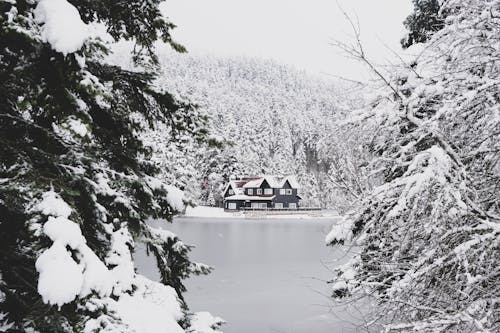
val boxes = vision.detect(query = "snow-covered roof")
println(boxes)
[223,180,246,195]
[284,176,300,189]
[225,195,275,201]
[241,175,300,189]
[242,178,266,188]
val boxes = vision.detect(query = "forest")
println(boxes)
[111,49,365,210]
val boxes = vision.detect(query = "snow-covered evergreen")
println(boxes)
[0,0,221,332]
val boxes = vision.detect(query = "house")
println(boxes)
[223,175,301,210]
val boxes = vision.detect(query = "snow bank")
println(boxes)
[266,212,339,220]
[184,206,341,220]
[34,0,89,55]
[184,206,240,218]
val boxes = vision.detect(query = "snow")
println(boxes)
[265,212,339,219]
[184,206,241,218]
[106,225,135,295]
[35,241,84,307]
[144,176,186,212]
[183,206,341,220]
[0,312,13,332]
[241,175,300,189]
[43,214,85,246]
[34,189,72,219]
[33,190,194,331]
[189,312,225,333]
[166,185,186,212]
[241,178,265,188]
[224,194,275,201]
[111,276,185,333]
[325,217,354,245]
[148,226,176,242]
[34,0,89,55]
[223,181,245,196]
[67,117,89,137]
[78,245,114,298]
[34,191,113,307]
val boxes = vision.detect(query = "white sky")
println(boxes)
[161,0,414,81]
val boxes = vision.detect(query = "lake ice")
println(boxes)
[136,217,362,333]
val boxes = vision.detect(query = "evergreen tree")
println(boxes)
[206,192,215,207]
[0,0,219,331]
[401,0,445,48]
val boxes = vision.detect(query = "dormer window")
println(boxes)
[279,189,286,195]
[248,188,253,195]
[257,189,262,195]
[264,188,273,195]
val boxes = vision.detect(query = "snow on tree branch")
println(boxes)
[326,0,500,331]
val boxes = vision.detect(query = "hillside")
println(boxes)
[152,51,362,208]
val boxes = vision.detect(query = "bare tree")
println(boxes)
[326,1,500,332]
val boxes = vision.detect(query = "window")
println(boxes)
[289,203,297,209]
[251,202,267,209]
[228,189,234,195]
[228,202,237,210]
[279,189,286,195]
[275,203,283,209]
[286,189,292,195]
[257,188,262,195]
[264,188,273,195]
[248,189,253,195]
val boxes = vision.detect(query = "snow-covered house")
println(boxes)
[223,176,301,210]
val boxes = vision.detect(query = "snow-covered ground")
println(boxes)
[184,206,243,218]
[183,206,341,220]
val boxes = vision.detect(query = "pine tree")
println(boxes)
[401,0,445,48]
[206,192,215,207]
[0,0,218,331]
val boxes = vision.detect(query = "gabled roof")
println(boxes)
[242,175,300,189]
[284,176,300,189]
[242,178,266,188]
[223,180,246,195]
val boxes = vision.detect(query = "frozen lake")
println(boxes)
[136,217,361,333]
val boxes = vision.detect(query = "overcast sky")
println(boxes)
[161,0,414,81]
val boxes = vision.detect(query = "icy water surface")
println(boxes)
[136,217,361,333]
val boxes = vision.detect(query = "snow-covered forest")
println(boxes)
[0,0,499,332]
[108,47,367,210]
